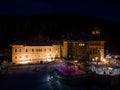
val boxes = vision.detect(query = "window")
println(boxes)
[26,49,28,52]
[69,55,71,58]
[32,49,34,52]
[73,56,75,59]
[36,49,38,52]
[44,49,46,51]
[15,49,17,52]
[15,56,17,59]
[40,49,42,52]
[49,48,51,51]
[79,43,85,46]
[19,49,21,52]
[73,43,75,47]
[19,56,21,58]
[92,31,96,35]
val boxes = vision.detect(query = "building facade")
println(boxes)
[62,40,104,61]
[11,41,61,64]
[11,39,105,64]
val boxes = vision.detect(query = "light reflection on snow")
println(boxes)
[90,65,120,75]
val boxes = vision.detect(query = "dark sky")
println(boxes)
[0,0,120,22]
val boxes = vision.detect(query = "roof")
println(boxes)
[64,32,97,41]
[11,40,54,46]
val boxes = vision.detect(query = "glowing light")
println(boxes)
[106,54,111,58]
[74,60,78,63]
[95,57,98,60]
[115,56,118,58]
[101,58,108,64]
[100,56,104,61]
[18,61,29,64]
[47,59,52,62]
[108,67,112,70]
[102,58,106,62]
[92,58,95,61]
[60,60,62,63]
[46,75,50,82]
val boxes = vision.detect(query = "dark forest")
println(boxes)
[0,14,120,54]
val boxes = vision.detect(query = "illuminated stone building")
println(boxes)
[62,40,104,61]
[11,32,105,64]
[62,32,104,61]
[11,41,61,64]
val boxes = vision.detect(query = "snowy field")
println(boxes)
[0,62,120,90]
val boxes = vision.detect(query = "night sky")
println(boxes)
[0,0,120,54]
[0,0,120,22]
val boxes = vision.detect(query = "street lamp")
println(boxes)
[74,60,78,71]
[60,60,62,67]
[95,57,98,64]
[74,60,78,65]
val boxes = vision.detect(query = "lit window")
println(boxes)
[73,56,75,59]
[69,55,71,58]
[92,31,96,35]
[96,31,100,35]
[115,56,118,58]
[79,43,81,46]
[79,43,85,46]
[95,57,99,60]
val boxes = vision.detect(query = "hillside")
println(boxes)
[0,14,120,54]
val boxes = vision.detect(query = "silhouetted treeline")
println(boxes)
[0,14,120,51]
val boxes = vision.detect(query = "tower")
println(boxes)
[92,26,101,39]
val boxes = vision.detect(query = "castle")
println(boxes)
[11,32,105,64]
